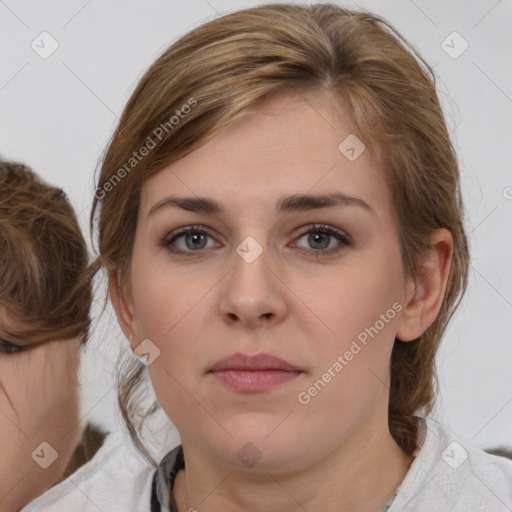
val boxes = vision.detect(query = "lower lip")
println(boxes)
[210,369,301,392]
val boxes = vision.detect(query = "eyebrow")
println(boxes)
[148,192,375,218]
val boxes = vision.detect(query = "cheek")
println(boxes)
[0,353,80,508]
[132,268,211,411]
[302,249,404,387]
[0,380,28,476]
[294,251,403,347]
[132,268,227,431]
[131,251,217,350]
[8,355,80,440]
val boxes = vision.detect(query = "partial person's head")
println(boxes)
[0,161,92,511]
[91,3,469,469]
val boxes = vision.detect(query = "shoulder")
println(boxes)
[21,430,156,512]
[389,417,512,511]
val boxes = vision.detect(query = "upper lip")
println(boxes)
[209,352,301,372]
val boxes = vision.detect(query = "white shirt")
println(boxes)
[387,417,512,511]
[22,417,512,511]
[20,429,156,512]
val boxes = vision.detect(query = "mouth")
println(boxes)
[208,352,303,392]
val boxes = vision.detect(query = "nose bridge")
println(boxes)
[235,235,266,266]
[230,233,273,291]
[219,232,285,323]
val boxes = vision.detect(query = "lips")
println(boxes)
[208,352,303,392]
[209,352,300,372]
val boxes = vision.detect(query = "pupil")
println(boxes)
[186,232,206,250]
[310,232,329,249]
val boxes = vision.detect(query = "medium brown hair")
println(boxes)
[90,3,469,460]
[0,161,92,344]
[0,160,100,476]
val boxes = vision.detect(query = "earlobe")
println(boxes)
[395,229,453,342]
[108,271,140,350]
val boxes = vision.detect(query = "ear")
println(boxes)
[396,228,453,342]
[109,270,141,351]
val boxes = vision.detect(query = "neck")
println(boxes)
[173,418,414,512]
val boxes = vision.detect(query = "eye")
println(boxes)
[292,224,351,257]
[160,223,350,257]
[0,338,25,355]
[160,225,219,256]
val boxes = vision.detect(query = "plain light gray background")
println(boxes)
[1,0,511,456]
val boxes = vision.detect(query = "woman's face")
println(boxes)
[121,90,421,471]
[0,312,81,511]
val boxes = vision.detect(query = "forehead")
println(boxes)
[139,91,390,219]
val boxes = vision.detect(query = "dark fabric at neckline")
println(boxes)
[151,444,185,512]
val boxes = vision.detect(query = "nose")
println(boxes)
[218,240,288,329]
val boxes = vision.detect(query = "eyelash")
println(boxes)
[160,223,351,258]
[0,339,25,355]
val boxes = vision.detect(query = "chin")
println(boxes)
[211,418,308,472]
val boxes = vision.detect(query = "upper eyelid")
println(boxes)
[167,223,346,237]
[0,338,39,353]
[0,337,18,346]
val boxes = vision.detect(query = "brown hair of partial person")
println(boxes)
[0,160,102,471]
[89,3,470,462]
[0,161,93,344]
[57,424,108,482]
[485,447,512,460]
